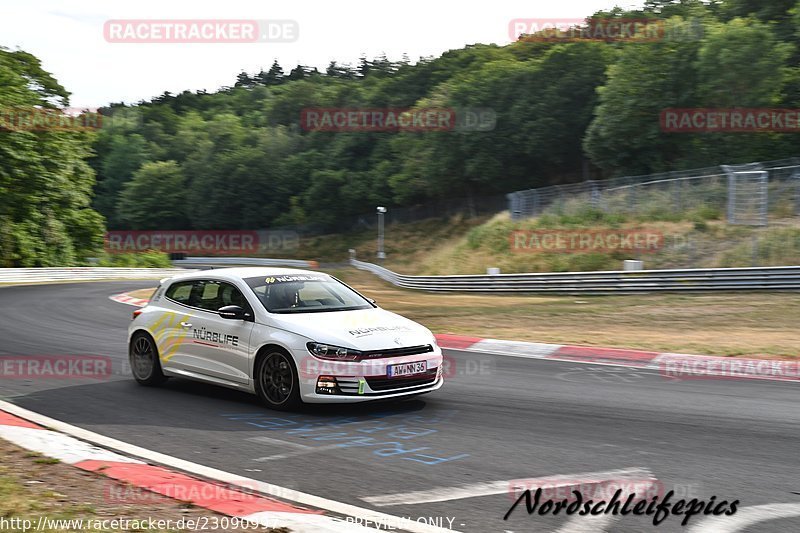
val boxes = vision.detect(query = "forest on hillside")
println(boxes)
[2,0,800,265]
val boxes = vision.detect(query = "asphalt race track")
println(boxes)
[1,281,799,532]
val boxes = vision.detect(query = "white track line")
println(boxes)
[253,444,344,462]
[247,435,346,462]
[688,503,800,533]
[0,400,459,533]
[248,435,314,450]
[361,467,653,507]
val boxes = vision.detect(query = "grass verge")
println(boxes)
[0,439,287,532]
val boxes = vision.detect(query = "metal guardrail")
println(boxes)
[173,257,317,269]
[0,268,189,284]
[7,260,797,292]
[0,258,318,285]
[350,259,800,293]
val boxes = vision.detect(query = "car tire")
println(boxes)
[129,331,167,386]
[254,349,301,410]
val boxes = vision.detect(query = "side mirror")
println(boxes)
[367,298,377,305]
[218,305,250,320]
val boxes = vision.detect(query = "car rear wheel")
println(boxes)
[130,332,167,386]
[255,350,301,410]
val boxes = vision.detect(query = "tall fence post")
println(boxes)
[727,171,736,224]
[722,163,767,226]
[507,192,521,221]
[590,181,601,210]
[629,184,637,214]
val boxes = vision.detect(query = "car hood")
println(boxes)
[266,307,435,350]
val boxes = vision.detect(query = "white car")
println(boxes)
[128,267,443,409]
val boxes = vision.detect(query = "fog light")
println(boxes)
[316,375,339,395]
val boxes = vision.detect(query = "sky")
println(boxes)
[0,0,644,108]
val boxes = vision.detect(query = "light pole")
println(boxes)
[376,206,387,262]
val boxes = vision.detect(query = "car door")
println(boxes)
[153,280,199,373]
[179,279,254,385]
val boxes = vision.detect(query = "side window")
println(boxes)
[165,281,194,305]
[195,281,250,313]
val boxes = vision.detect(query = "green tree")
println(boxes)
[695,18,792,107]
[117,161,189,229]
[326,61,357,79]
[287,65,309,81]
[686,18,795,163]
[94,133,150,228]
[584,18,704,174]
[0,48,105,266]
[235,71,255,88]
[257,60,285,86]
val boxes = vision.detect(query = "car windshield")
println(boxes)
[244,274,373,314]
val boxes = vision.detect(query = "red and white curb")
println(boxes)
[0,402,455,533]
[434,334,800,383]
[110,292,799,384]
[110,293,150,307]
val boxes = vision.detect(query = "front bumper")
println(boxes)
[293,346,444,403]
[301,374,444,403]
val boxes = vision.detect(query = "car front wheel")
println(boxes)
[255,349,301,410]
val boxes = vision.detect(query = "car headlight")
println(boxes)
[307,342,363,361]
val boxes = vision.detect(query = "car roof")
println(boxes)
[165,267,326,283]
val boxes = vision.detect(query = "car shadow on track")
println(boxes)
[7,376,434,431]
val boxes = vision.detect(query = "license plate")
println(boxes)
[387,360,427,378]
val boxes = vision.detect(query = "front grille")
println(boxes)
[334,369,439,395]
[361,344,433,360]
[365,369,438,391]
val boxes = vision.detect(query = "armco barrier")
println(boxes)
[0,268,188,284]
[173,257,317,269]
[349,259,800,293]
[10,260,796,292]
[0,258,317,285]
